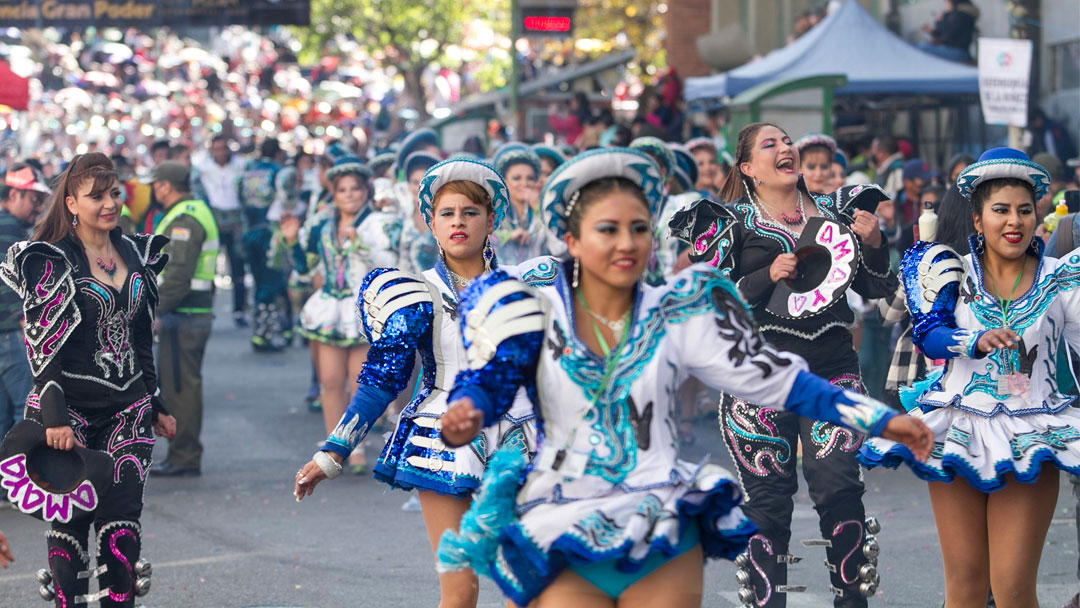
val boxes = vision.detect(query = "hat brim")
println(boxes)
[0,420,114,523]
[417,158,509,230]
[765,217,858,320]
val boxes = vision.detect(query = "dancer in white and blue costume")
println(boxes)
[292,158,558,608]
[860,148,1080,608]
[435,148,932,607]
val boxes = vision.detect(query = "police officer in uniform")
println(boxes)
[148,161,219,477]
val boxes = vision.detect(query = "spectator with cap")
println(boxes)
[0,163,48,442]
[149,161,219,478]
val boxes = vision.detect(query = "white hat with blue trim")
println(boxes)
[539,147,664,240]
[956,147,1051,200]
[416,158,510,229]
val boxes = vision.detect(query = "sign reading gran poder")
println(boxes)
[0,0,310,27]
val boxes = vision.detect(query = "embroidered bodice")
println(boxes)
[0,230,169,428]
[902,238,1080,417]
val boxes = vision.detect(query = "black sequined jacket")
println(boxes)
[0,229,169,428]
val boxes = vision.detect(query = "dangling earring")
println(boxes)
[436,239,445,263]
[1029,236,1041,255]
[754,178,763,187]
[71,214,78,228]
[975,232,985,255]
[483,237,494,271]
[572,258,580,289]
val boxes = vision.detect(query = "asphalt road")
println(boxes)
[1,290,1078,607]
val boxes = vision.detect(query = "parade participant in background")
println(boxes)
[292,158,550,608]
[148,161,217,479]
[490,143,547,265]
[830,151,850,192]
[0,153,176,605]
[195,135,248,328]
[687,137,722,197]
[795,134,837,194]
[150,140,171,167]
[628,136,675,287]
[947,153,976,185]
[0,164,48,441]
[434,147,931,608]
[669,123,899,607]
[398,151,441,274]
[533,144,567,186]
[395,128,442,182]
[240,139,288,352]
[860,148,1080,608]
[282,156,401,475]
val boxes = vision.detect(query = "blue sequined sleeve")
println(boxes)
[448,270,544,427]
[902,241,985,360]
[322,268,434,457]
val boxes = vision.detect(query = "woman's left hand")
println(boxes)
[851,209,883,248]
[152,414,176,439]
[881,415,934,462]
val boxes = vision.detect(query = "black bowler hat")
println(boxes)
[0,420,114,523]
[766,216,859,320]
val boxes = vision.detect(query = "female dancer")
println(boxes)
[860,148,1080,608]
[668,123,899,607]
[398,151,441,274]
[0,153,176,607]
[292,158,553,608]
[533,144,566,185]
[490,143,546,265]
[281,156,401,474]
[435,148,931,608]
[795,134,838,195]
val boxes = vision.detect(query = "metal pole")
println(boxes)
[509,0,522,139]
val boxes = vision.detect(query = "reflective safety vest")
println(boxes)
[155,198,220,314]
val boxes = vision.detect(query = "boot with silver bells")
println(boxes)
[735,534,806,608]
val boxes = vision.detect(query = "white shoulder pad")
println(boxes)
[463,280,546,370]
[913,244,964,314]
[361,270,433,342]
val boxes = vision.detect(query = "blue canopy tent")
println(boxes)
[684,0,979,103]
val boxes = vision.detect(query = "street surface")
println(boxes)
[1,290,1077,607]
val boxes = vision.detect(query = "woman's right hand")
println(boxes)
[769,253,798,283]
[441,397,483,448]
[45,426,81,451]
[293,452,342,501]
[976,328,1019,355]
[279,214,301,244]
[0,531,13,568]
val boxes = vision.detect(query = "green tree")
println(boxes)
[295,0,496,115]
[572,0,667,79]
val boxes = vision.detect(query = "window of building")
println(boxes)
[1050,40,1080,92]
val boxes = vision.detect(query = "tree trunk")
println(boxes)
[403,65,431,120]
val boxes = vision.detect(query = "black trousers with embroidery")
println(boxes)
[722,338,872,608]
[26,392,154,608]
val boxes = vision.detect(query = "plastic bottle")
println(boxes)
[918,200,938,242]
[1044,200,1069,233]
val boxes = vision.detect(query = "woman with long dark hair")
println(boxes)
[0,153,176,607]
[862,148,1080,608]
[670,123,899,607]
[433,148,931,607]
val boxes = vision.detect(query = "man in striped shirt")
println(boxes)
[0,162,48,443]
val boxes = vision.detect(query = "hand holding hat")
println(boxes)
[44,425,83,451]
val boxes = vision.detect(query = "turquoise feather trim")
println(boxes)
[899,369,942,412]
[436,445,527,575]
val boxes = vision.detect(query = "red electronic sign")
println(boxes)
[524,16,572,33]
